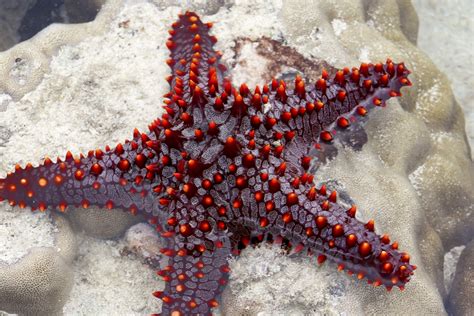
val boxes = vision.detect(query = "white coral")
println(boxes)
[0,215,75,315]
[0,0,123,100]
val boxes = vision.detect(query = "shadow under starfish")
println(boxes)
[0,11,416,316]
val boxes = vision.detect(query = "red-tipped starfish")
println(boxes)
[0,12,416,315]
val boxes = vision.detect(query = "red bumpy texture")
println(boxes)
[0,11,416,316]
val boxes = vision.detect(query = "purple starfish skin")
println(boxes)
[0,12,416,315]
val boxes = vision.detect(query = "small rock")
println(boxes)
[124,223,162,268]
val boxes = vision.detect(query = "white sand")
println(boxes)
[0,206,56,265]
[413,0,474,154]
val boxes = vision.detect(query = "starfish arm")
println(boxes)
[260,60,411,154]
[216,92,417,288]
[165,12,227,103]
[154,234,232,316]
[0,130,161,215]
[233,165,416,289]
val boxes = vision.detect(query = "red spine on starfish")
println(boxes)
[0,11,415,316]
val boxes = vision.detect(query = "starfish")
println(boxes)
[0,11,416,316]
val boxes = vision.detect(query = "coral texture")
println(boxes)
[0,9,416,316]
[0,214,75,315]
[0,0,122,100]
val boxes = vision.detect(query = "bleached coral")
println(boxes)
[0,215,75,315]
[0,0,123,100]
